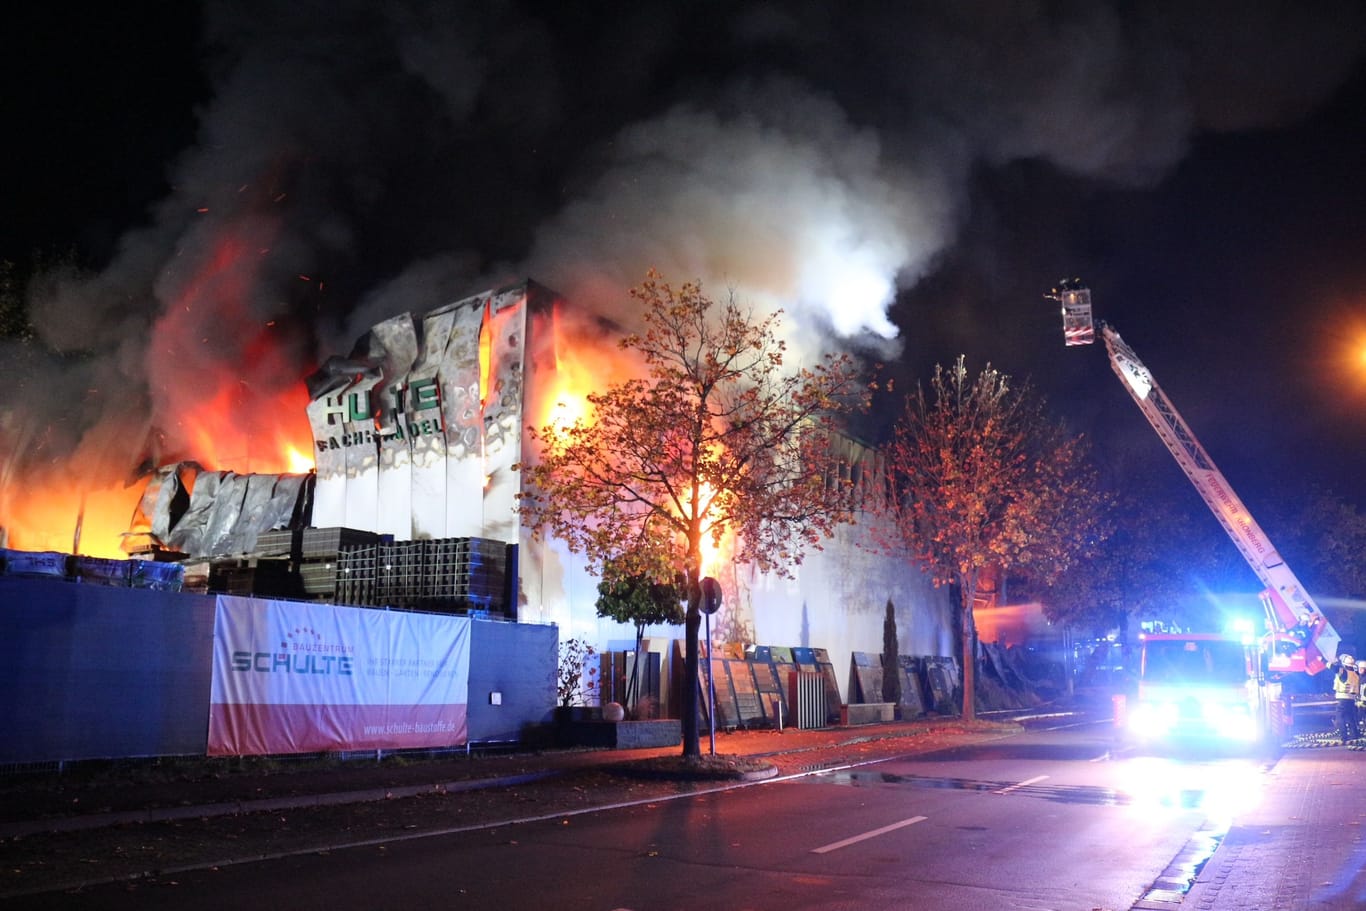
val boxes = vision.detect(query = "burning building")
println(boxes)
[113,278,954,714]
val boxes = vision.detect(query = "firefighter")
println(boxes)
[1333,653,1361,744]
[1356,659,1366,735]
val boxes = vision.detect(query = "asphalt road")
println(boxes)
[15,719,1274,910]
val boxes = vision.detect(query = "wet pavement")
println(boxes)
[3,713,1364,909]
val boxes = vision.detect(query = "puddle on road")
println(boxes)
[798,768,1230,902]
[802,769,1140,807]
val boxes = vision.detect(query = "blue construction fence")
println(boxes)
[0,576,555,767]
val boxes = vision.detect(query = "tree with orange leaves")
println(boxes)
[516,270,867,758]
[881,356,1109,721]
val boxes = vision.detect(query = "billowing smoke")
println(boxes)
[2,0,1363,549]
[521,78,956,357]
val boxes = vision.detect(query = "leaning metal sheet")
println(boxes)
[200,473,251,558]
[228,473,283,556]
[164,471,223,557]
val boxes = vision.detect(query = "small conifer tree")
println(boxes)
[882,599,902,707]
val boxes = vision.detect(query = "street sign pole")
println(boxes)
[706,610,715,755]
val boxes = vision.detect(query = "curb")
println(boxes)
[1,717,1036,839]
[606,760,781,783]
[0,769,562,839]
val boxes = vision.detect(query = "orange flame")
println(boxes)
[479,300,493,408]
[695,481,726,578]
[3,219,317,558]
[531,303,622,433]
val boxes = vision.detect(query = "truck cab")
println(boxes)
[1126,633,1264,746]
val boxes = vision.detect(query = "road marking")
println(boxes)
[994,774,1049,794]
[810,816,928,854]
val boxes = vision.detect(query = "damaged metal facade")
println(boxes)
[125,462,313,559]
[306,281,539,544]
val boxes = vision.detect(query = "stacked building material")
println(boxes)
[0,550,184,591]
[423,536,511,614]
[335,543,378,606]
[196,528,512,616]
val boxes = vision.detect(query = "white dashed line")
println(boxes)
[994,774,1049,794]
[811,816,928,854]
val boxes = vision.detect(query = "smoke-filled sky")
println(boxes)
[3,1,1365,554]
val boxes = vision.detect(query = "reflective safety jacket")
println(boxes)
[1334,668,1360,700]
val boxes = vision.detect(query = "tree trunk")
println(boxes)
[960,571,978,721]
[681,530,704,758]
[681,597,702,757]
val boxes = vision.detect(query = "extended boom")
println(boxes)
[1050,282,1339,676]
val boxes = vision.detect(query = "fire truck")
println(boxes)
[1050,281,1342,744]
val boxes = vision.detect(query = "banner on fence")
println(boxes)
[208,596,470,755]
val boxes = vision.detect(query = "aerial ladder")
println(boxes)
[1048,281,1340,679]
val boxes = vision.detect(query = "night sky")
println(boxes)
[3,2,1365,566]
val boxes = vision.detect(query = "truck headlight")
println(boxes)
[1129,701,1177,738]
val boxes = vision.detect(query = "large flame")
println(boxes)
[694,479,731,579]
[526,307,737,579]
[2,221,317,558]
[2,382,316,559]
[533,303,617,432]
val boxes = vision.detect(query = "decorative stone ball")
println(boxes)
[603,701,626,722]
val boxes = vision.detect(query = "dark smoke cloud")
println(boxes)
[3,0,1363,498]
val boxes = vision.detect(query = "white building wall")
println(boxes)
[518,517,954,710]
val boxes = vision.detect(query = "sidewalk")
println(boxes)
[1182,746,1366,911]
[0,718,989,837]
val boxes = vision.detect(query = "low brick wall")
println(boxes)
[565,719,682,749]
[842,703,896,725]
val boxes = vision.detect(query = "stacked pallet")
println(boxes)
[329,535,512,616]
[206,528,512,617]
[300,527,381,600]
[423,536,510,614]
[207,557,297,597]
